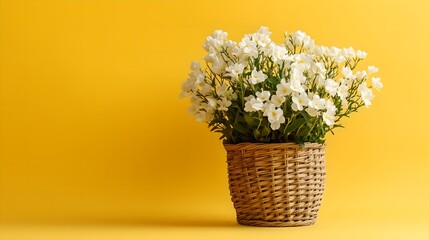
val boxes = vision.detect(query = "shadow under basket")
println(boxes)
[224,142,326,227]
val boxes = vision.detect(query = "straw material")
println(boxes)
[224,142,326,227]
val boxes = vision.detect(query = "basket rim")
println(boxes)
[223,142,326,151]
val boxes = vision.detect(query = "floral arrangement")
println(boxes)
[180,27,382,144]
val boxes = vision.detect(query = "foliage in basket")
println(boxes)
[180,27,382,144]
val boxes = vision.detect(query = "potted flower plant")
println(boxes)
[180,27,382,227]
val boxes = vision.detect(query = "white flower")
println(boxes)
[356,50,367,59]
[308,95,326,110]
[194,111,207,123]
[190,61,201,71]
[187,104,199,116]
[212,30,228,40]
[225,88,238,100]
[206,112,214,122]
[182,27,382,137]
[292,54,312,72]
[180,77,196,98]
[224,39,239,56]
[204,47,217,62]
[229,44,242,58]
[217,98,232,111]
[256,91,271,102]
[315,62,327,75]
[195,72,205,82]
[180,66,206,98]
[253,26,272,47]
[190,95,200,104]
[194,73,205,84]
[263,104,278,121]
[315,45,328,56]
[263,104,286,130]
[289,69,306,92]
[322,99,336,126]
[244,96,264,112]
[270,95,285,107]
[244,95,253,101]
[226,63,245,79]
[327,47,344,62]
[238,35,258,58]
[340,77,353,87]
[200,82,212,95]
[217,83,229,96]
[356,70,367,80]
[325,79,339,97]
[292,30,315,51]
[325,99,337,114]
[211,56,226,74]
[203,30,228,52]
[276,79,292,96]
[290,78,305,93]
[270,119,284,130]
[342,66,356,80]
[368,66,379,74]
[341,99,348,109]
[359,83,374,107]
[315,75,326,88]
[372,77,383,91]
[228,92,238,100]
[206,96,217,108]
[257,26,271,35]
[249,69,268,85]
[361,91,374,107]
[323,111,335,126]
[194,107,214,123]
[334,55,346,63]
[337,84,349,101]
[268,44,288,63]
[305,107,319,117]
[204,47,226,74]
[203,30,229,75]
[343,47,356,58]
[291,92,309,111]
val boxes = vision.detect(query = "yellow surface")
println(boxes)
[1,218,428,240]
[1,0,429,239]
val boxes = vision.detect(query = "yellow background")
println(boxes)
[1,0,429,239]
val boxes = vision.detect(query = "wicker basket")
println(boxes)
[224,142,326,227]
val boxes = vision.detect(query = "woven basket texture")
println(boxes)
[224,142,326,227]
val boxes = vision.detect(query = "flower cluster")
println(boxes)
[180,27,382,144]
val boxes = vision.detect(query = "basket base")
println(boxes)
[237,219,316,227]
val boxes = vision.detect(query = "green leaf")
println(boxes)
[266,77,278,84]
[300,111,311,122]
[285,118,306,133]
[244,113,258,127]
[233,124,250,135]
[253,129,261,141]
[297,125,311,138]
[260,125,271,137]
